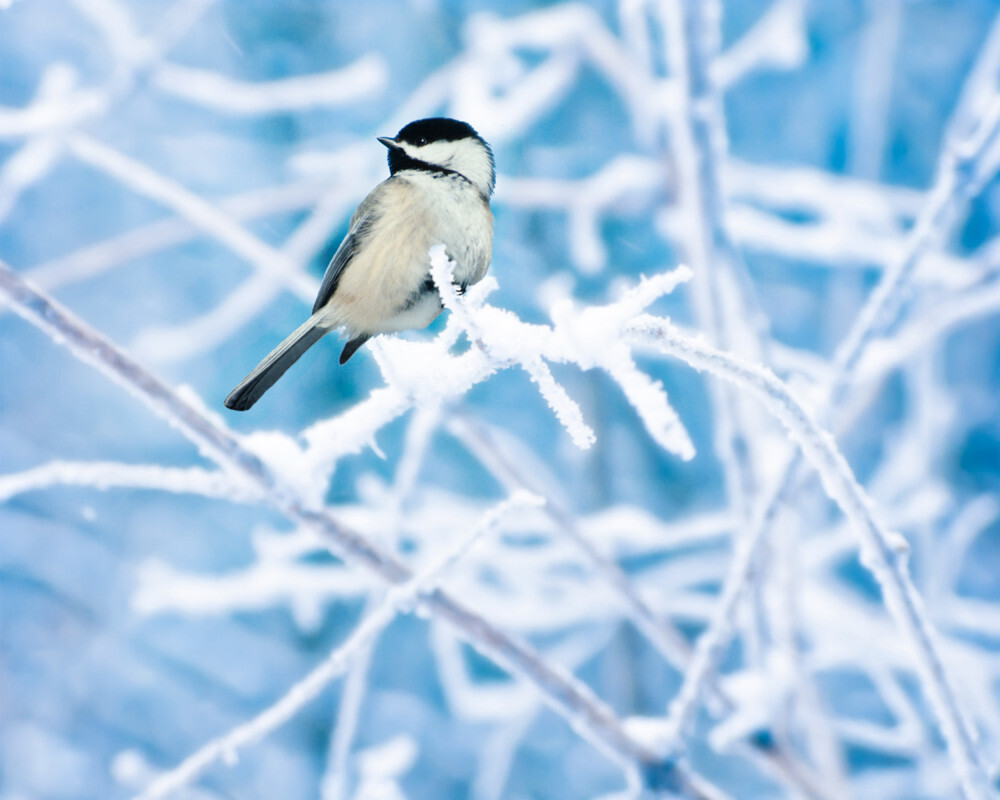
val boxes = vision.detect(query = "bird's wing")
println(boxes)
[312,181,397,314]
[312,215,370,314]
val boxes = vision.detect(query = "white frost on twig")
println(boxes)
[0,460,256,504]
[627,315,995,800]
[152,55,388,115]
[429,245,694,458]
[131,490,544,800]
[4,2,1000,798]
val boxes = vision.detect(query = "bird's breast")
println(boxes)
[329,173,492,335]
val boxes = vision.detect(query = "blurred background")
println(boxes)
[2,0,1000,798]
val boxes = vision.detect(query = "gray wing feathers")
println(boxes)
[312,190,383,313]
[312,227,360,314]
[227,183,395,410]
[224,317,328,411]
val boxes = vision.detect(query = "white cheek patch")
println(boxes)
[398,138,494,195]
[399,139,453,166]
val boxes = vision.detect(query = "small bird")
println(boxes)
[225,117,495,411]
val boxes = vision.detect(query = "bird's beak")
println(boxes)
[377,136,397,149]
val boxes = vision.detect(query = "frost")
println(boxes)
[622,716,678,758]
[243,429,327,509]
[110,750,152,788]
[355,736,418,781]
[153,56,389,115]
[427,245,693,457]
[2,2,1000,800]
[709,651,796,751]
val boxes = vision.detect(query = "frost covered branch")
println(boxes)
[298,248,695,483]
[67,134,318,302]
[616,31,1000,799]
[0,460,255,504]
[132,491,544,800]
[0,259,728,797]
[831,94,1000,385]
[658,0,763,543]
[447,415,836,800]
[430,244,696,458]
[4,2,1000,798]
[627,316,995,800]
[152,55,388,114]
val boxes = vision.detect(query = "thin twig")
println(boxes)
[0,260,728,799]
[0,460,255,504]
[627,315,995,800]
[448,414,836,800]
[658,0,765,524]
[131,491,541,800]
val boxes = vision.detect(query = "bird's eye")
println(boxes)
[417,137,428,146]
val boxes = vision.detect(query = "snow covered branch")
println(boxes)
[0,259,721,797]
[627,315,995,800]
[4,2,1000,798]
[132,491,544,800]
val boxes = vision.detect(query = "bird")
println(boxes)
[224,117,495,411]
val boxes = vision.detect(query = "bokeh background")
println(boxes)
[2,0,1000,798]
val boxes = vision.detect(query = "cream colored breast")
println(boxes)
[328,173,493,335]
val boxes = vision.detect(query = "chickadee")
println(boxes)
[225,117,495,411]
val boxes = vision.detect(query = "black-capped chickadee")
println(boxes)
[225,117,495,411]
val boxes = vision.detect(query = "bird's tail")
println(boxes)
[225,316,329,411]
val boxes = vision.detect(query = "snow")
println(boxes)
[2,1,1000,799]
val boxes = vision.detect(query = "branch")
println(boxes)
[132,491,543,800]
[447,415,835,800]
[634,54,1000,800]
[658,0,763,530]
[0,260,712,792]
[831,93,1000,384]
[66,134,318,301]
[0,460,255,504]
[303,247,694,483]
[152,55,388,114]
[627,316,995,800]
